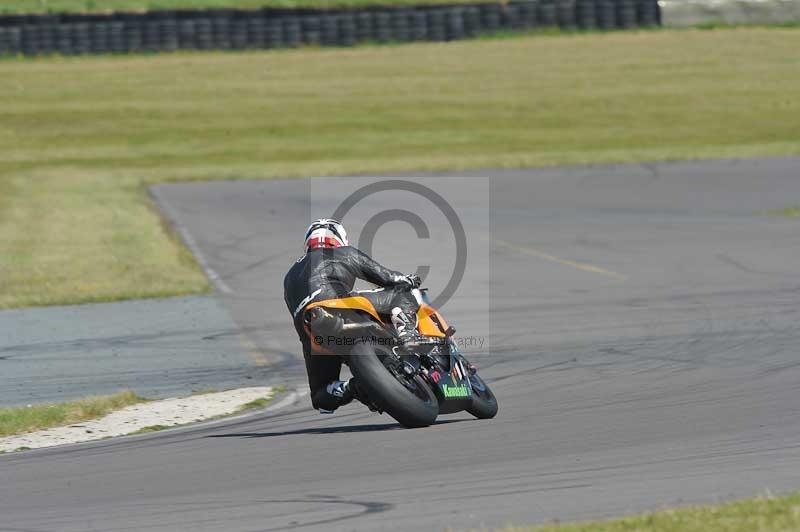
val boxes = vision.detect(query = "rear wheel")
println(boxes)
[347,341,438,428]
[466,372,498,419]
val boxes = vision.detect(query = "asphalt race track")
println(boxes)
[2,157,800,531]
[0,296,266,407]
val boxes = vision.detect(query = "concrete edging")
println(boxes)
[0,386,313,452]
[661,0,800,27]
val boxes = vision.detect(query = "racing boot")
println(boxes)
[319,378,381,414]
[391,307,423,346]
[317,379,356,414]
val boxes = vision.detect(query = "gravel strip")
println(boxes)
[0,386,272,452]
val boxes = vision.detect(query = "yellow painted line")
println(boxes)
[494,239,628,281]
[240,335,270,367]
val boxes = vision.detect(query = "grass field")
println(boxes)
[3,0,486,14]
[769,206,800,217]
[509,491,800,531]
[1,28,799,308]
[0,391,147,437]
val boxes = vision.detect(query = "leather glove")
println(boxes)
[404,273,422,288]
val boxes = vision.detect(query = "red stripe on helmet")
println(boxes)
[307,236,343,249]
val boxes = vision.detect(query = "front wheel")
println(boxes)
[347,342,439,428]
[466,372,498,419]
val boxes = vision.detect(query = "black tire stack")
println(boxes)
[0,0,661,57]
[617,0,639,28]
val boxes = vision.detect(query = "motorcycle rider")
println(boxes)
[284,218,422,414]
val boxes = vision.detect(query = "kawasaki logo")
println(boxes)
[442,383,470,398]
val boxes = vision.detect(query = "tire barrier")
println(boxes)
[0,0,660,56]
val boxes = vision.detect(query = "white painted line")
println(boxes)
[149,187,234,295]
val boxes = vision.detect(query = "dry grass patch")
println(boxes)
[768,206,800,217]
[505,491,800,532]
[0,391,148,437]
[1,28,799,308]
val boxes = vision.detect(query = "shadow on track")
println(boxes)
[207,419,467,439]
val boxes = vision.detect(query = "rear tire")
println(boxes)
[466,372,498,419]
[347,342,439,428]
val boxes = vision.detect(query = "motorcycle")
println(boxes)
[303,287,498,428]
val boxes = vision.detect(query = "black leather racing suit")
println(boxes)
[283,246,418,411]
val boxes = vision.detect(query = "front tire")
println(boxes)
[347,342,439,428]
[466,372,498,419]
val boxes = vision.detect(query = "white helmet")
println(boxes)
[304,219,349,250]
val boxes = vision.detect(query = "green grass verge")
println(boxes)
[131,424,170,434]
[236,385,285,411]
[1,28,799,309]
[768,206,800,217]
[237,396,273,411]
[190,388,221,395]
[507,491,800,532]
[2,0,491,15]
[0,391,148,437]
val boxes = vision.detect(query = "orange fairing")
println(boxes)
[417,303,448,338]
[305,296,382,322]
[304,296,382,353]
[305,296,448,340]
